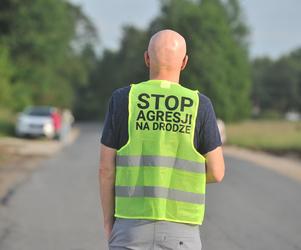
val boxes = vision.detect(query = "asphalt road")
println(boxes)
[0,123,301,250]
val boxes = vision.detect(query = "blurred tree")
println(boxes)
[0,0,98,112]
[264,58,300,112]
[289,48,301,111]
[148,0,251,121]
[117,26,148,84]
[0,44,12,108]
[224,0,249,48]
[252,48,301,114]
[251,57,273,110]
[72,44,99,119]
[90,0,251,121]
[77,26,149,120]
[7,0,74,107]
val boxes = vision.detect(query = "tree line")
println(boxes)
[0,0,97,114]
[1,0,300,122]
[81,0,251,121]
[252,49,301,116]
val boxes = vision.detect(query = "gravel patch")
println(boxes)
[0,128,79,203]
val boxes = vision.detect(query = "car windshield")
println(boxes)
[25,107,52,117]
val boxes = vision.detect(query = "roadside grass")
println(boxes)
[226,120,301,153]
[0,109,15,138]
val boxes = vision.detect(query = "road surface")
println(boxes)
[0,123,300,250]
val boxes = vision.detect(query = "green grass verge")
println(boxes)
[0,109,16,137]
[226,120,301,153]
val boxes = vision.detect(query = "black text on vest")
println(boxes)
[135,93,194,134]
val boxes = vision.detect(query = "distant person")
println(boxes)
[51,108,61,137]
[100,29,225,250]
[59,109,74,140]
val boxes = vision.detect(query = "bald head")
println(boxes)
[145,30,188,73]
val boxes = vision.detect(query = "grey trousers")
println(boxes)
[108,218,202,250]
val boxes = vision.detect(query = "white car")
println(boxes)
[15,106,56,139]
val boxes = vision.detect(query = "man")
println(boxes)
[100,29,225,249]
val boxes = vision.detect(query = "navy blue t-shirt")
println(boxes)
[101,85,221,155]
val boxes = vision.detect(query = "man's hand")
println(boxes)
[99,144,116,240]
[205,146,225,183]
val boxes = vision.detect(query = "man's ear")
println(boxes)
[181,55,188,71]
[144,51,150,68]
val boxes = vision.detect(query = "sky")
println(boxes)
[71,0,301,59]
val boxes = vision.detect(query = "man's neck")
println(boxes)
[149,70,180,83]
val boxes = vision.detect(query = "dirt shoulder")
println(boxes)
[0,128,80,204]
[224,145,301,183]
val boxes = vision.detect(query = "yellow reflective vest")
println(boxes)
[115,80,206,225]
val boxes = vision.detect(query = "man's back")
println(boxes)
[101,80,222,249]
[99,29,225,250]
[102,85,221,156]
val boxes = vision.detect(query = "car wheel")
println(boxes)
[15,130,24,138]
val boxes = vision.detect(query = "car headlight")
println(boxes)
[43,123,54,134]
[17,117,27,127]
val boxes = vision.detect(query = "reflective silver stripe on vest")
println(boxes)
[116,155,205,173]
[115,186,205,204]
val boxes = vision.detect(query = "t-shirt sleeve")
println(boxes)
[196,94,222,155]
[101,94,118,149]
[100,86,130,149]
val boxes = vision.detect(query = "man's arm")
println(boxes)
[205,146,225,183]
[99,143,116,239]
